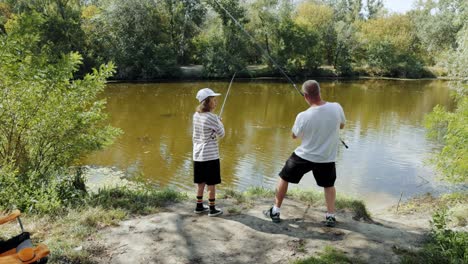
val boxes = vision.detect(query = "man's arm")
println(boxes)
[338,103,346,130]
[291,113,303,140]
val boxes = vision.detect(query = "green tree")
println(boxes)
[203,0,249,76]
[0,13,121,212]
[1,0,90,74]
[2,0,84,54]
[80,4,107,73]
[246,0,280,64]
[163,0,206,64]
[334,21,354,75]
[355,14,424,77]
[88,0,179,80]
[0,2,11,34]
[294,2,336,65]
[425,25,468,184]
[365,0,383,19]
[323,0,363,22]
[276,8,322,74]
[411,0,466,63]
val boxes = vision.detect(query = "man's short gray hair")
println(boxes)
[302,80,320,97]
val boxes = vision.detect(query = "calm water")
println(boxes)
[82,79,454,209]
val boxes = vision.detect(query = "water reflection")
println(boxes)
[81,80,453,209]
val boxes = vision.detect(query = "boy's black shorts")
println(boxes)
[279,152,336,187]
[194,159,221,185]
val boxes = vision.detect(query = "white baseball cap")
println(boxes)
[196,88,221,103]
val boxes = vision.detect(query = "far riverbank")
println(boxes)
[105,65,449,82]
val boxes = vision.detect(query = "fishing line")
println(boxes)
[209,0,348,148]
[210,0,303,97]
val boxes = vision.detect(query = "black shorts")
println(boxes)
[194,159,221,185]
[279,152,336,187]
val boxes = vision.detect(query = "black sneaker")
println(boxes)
[263,207,281,223]
[208,208,223,217]
[194,204,209,214]
[325,216,336,227]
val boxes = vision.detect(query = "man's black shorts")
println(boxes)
[279,152,336,187]
[194,159,221,185]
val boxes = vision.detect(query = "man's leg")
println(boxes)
[264,178,288,223]
[275,178,289,208]
[324,186,337,227]
[324,186,336,214]
[266,153,303,222]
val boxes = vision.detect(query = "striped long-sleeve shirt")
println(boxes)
[192,112,225,161]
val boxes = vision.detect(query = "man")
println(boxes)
[264,80,346,227]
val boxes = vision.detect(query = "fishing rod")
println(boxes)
[210,0,348,149]
[210,71,237,139]
[219,71,237,117]
[341,138,348,148]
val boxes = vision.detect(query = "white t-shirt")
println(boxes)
[192,112,225,161]
[292,102,346,163]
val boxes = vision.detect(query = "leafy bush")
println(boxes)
[424,25,467,184]
[399,208,468,264]
[405,24,468,264]
[430,210,468,261]
[0,14,121,213]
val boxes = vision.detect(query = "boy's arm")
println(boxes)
[216,118,225,138]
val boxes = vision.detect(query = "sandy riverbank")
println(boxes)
[89,198,430,264]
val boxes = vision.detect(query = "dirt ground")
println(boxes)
[89,197,431,264]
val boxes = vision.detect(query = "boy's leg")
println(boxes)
[207,184,215,200]
[207,185,222,217]
[197,183,206,197]
[194,183,209,213]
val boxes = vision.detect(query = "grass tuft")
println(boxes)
[244,187,275,198]
[220,189,246,203]
[79,207,126,228]
[335,196,371,222]
[88,186,188,215]
[289,189,322,204]
[221,187,275,204]
[394,191,468,215]
[293,246,364,264]
[227,207,242,214]
[289,189,371,222]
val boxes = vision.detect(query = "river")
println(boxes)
[81,79,454,210]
